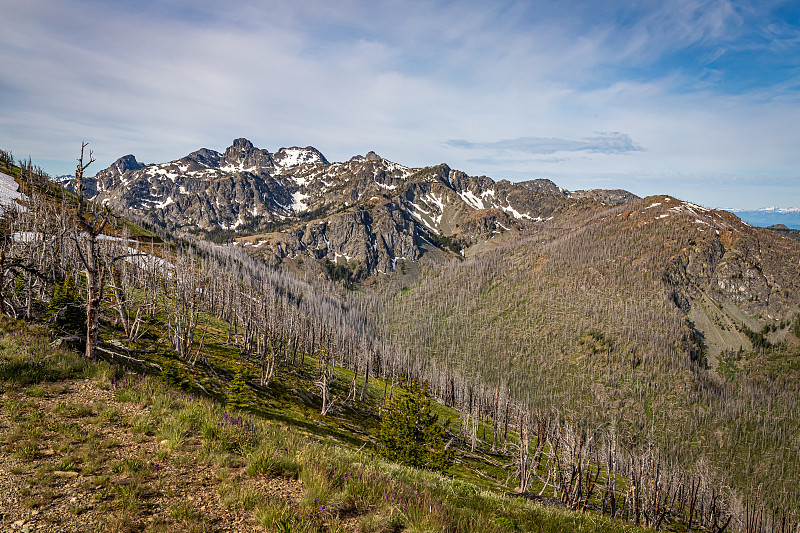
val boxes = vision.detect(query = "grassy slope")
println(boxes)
[0,154,658,527]
[0,316,653,533]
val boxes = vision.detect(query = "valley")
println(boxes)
[1,143,798,533]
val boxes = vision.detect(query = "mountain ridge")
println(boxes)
[56,138,639,278]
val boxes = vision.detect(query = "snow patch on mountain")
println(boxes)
[219,217,244,230]
[291,191,310,212]
[0,171,25,213]
[155,196,174,209]
[684,202,710,212]
[500,204,532,220]
[156,168,179,182]
[459,190,485,210]
[275,147,327,168]
[407,207,440,234]
[220,163,258,173]
[383,161,413,178]
[423,192,445,214]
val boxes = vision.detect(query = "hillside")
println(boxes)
[0,148,666,533]
[379,194,800,524]
[1,316,657,533]
[5,145,800,532]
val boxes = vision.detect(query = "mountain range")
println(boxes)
[57,138,800,330]
[58,138,637,278]
[725,207,800,230]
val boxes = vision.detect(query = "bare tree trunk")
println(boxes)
[360,357,370,402]
[72,142,107,360]
[314,336,336,416]
[0,250,6,316]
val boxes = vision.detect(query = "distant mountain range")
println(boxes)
[725,207,800,229]
[56,138,640,277]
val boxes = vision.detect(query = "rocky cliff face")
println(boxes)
[659,204,800,317]
[262,200,422,276]
[610,197,800,357]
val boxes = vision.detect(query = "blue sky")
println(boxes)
[1,0,799,209]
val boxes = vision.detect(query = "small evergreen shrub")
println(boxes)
[377,378,454,473]
[226,365,250,410]
[47,275,86,333]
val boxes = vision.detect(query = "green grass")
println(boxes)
[218,482,263,511]
[105,352,655,531]
[119,217,160,240]
[170,501,204,521]
[53,400,95,418]
[0,293,662,533]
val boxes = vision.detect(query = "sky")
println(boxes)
[1,0,799,210]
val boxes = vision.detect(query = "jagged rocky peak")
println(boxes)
[517,179,565,197]
[92,154,146,193]
[96,154,144,181]
[183,148,221,169]
[273,146,329,167]
[221,138,274,171]
[111,154,144,175]
[347,151,382,163]
[225,137,256,156]
[419,163,453,182]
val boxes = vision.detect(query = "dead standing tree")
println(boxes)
[314,333,336,416]
[162,249,207,363]
[71,143,146,359]
[72,142,106,360]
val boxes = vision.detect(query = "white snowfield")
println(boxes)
[276,148,320,167]
[12,231,173,273]
[291,191,310,212]
[0,171,26,214]
[94,234,175,273]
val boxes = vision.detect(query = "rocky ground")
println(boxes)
[0,378,305,532]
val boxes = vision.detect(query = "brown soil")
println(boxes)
[0,378,304,532]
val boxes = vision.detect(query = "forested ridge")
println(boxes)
[1,146,799,532]
[380,197,800,531]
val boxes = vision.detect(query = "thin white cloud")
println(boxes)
[0,0,798,209]
[446,133,644,155]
